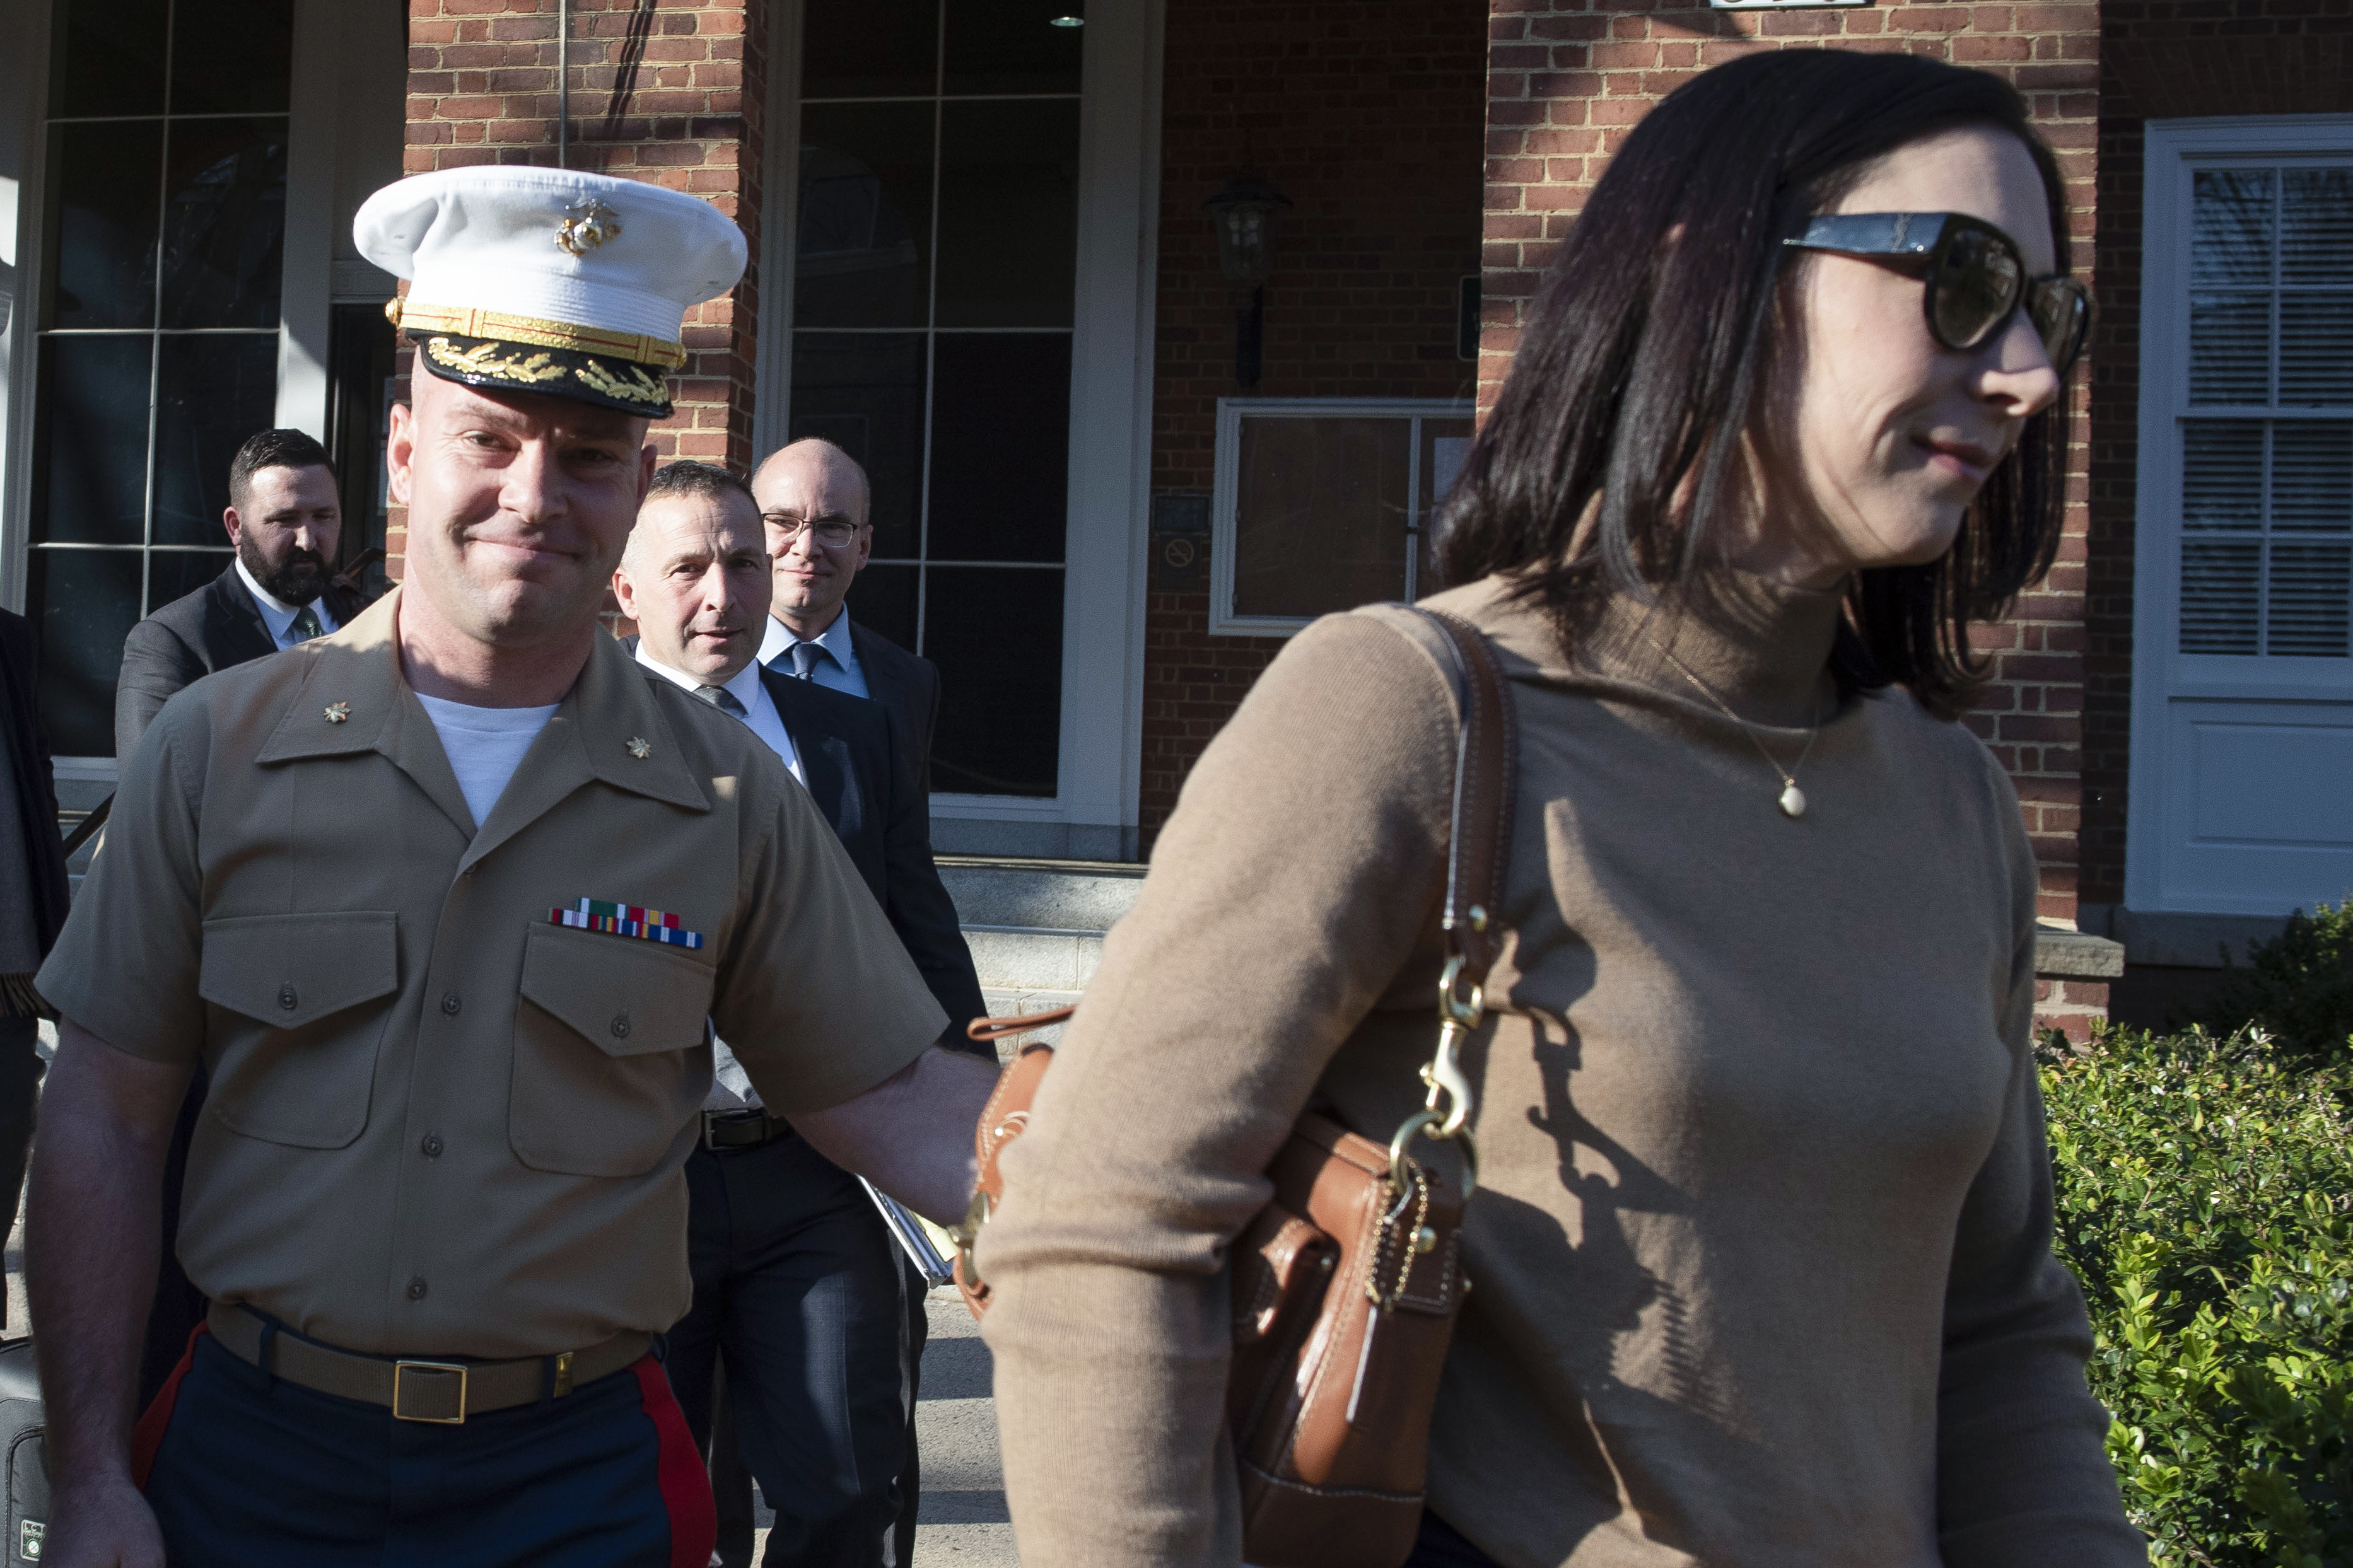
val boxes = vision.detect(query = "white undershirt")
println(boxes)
[412,693,559,828]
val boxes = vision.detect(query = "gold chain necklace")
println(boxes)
[1647,636,1827,820]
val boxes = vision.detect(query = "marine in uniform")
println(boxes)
[25,168,999,1568]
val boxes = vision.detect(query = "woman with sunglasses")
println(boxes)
[976,50,2142,1568]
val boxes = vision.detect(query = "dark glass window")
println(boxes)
[28,0,293,758]
[788,6,1081,797]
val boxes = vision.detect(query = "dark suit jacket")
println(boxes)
[846,620,943,791]
[758,666,988,1048]
[0,609,70,965]
[114,562,368,762]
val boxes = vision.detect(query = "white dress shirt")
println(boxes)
[236,555,340,649]
[758,610,868,700]
[633,642,802,786]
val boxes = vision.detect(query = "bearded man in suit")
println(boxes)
[615,461,987,1568]
[113,427,368,763]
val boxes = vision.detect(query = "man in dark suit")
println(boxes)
[751,437,975,1566]
[110,427,366,1410]
[114,427,366,761]
[614,462,987,1568]
[752,438,943,784]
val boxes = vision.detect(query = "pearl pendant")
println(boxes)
[1778,781,1807,819]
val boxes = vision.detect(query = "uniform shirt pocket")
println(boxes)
[511,922,716,1178]
[197,912,399,1149]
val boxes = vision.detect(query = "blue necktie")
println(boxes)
[789,642,835,681]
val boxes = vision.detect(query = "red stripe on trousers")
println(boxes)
[634,1357,718,1568]
[131,1323,209,1491]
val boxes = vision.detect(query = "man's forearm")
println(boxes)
[790,1045,998,1226]
[28,1025,187,1489]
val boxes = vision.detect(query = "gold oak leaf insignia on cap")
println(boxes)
[626,736,652,759]
[556,199,622,258]
[324,702,351,724]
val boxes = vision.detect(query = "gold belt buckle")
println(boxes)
[391,1359,470,1424]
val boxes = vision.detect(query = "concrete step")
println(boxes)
[941,856,1143,1028]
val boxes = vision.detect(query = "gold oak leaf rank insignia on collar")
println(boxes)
[626,736,651,759]
[324,702,351,724]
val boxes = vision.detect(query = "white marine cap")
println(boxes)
[353,166,748,419]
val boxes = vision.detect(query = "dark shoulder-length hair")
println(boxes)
[1437,50,2071,719]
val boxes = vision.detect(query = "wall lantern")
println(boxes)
[1205,174,1291,389]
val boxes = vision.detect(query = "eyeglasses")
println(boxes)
[1782,212,2093,377]
[763,513,865,549]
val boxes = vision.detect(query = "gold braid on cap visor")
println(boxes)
[386,298,687,371]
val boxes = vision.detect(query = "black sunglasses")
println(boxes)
[1782,212,2093,376]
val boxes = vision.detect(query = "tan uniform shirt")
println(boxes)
[38,590,945,1359]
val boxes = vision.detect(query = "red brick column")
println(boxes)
[391,0,765,579]
[1481,1,2103,1024]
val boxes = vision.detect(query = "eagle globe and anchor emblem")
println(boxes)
[555,199,623,257]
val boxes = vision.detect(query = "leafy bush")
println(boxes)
[2041,1022,2352,1565]
[2197,898,2353,1069]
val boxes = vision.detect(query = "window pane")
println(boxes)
[926,332,1070,562]
[797,103,935,329]
[162,119,289,329]
[1419,418,1475,592]
[49,0,167,118]
[2190,293,2271,404]
[943,0,1084,96]
[2280,168,2353,287]
[2191,170,2274,287]
[803,0,939,98]
[35,335,151,545]
[29,549,142,758]
[152,333,281,546]
[2271,424,2352,531]
[2181,422,2264,530]
[170,0,295,115]
[789,332,928,560]
[2267,540,2352,656]
[47,120,164,330]
[924,565,1063,796]
[2180,538,2261,654]
[934,100,1079,328]
[2277,294,2353,407]
[844,563,921,666]
[146,549,233,616]
[1232,417,1411,620]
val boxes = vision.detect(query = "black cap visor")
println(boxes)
[412,332,674,419]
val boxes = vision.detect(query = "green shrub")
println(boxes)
[2197,898,2353,1068]
[2041,1022,2353,1566]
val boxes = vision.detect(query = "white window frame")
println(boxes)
[1209,396,1474,637]
[2126,113,2353,915]
[759,0,1164,860]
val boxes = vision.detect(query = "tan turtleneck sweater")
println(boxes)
[976,573,2143,1567]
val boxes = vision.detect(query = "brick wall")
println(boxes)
[2081,0,2353,913]
[391,0,764,579]
[1140,0,1490,839]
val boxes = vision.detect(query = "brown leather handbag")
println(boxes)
[950,608,1517,1568]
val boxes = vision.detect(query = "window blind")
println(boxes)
[2181,165,2353,658]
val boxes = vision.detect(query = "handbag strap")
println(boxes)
[1382,606,1517,1204]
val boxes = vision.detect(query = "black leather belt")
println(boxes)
[701,1106,791,1152]
[206,1304,651,1424]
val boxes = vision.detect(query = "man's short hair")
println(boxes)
[646,460,757,511]
[227,428,335,513]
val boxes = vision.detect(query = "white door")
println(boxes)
[2128,116,2353,917]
